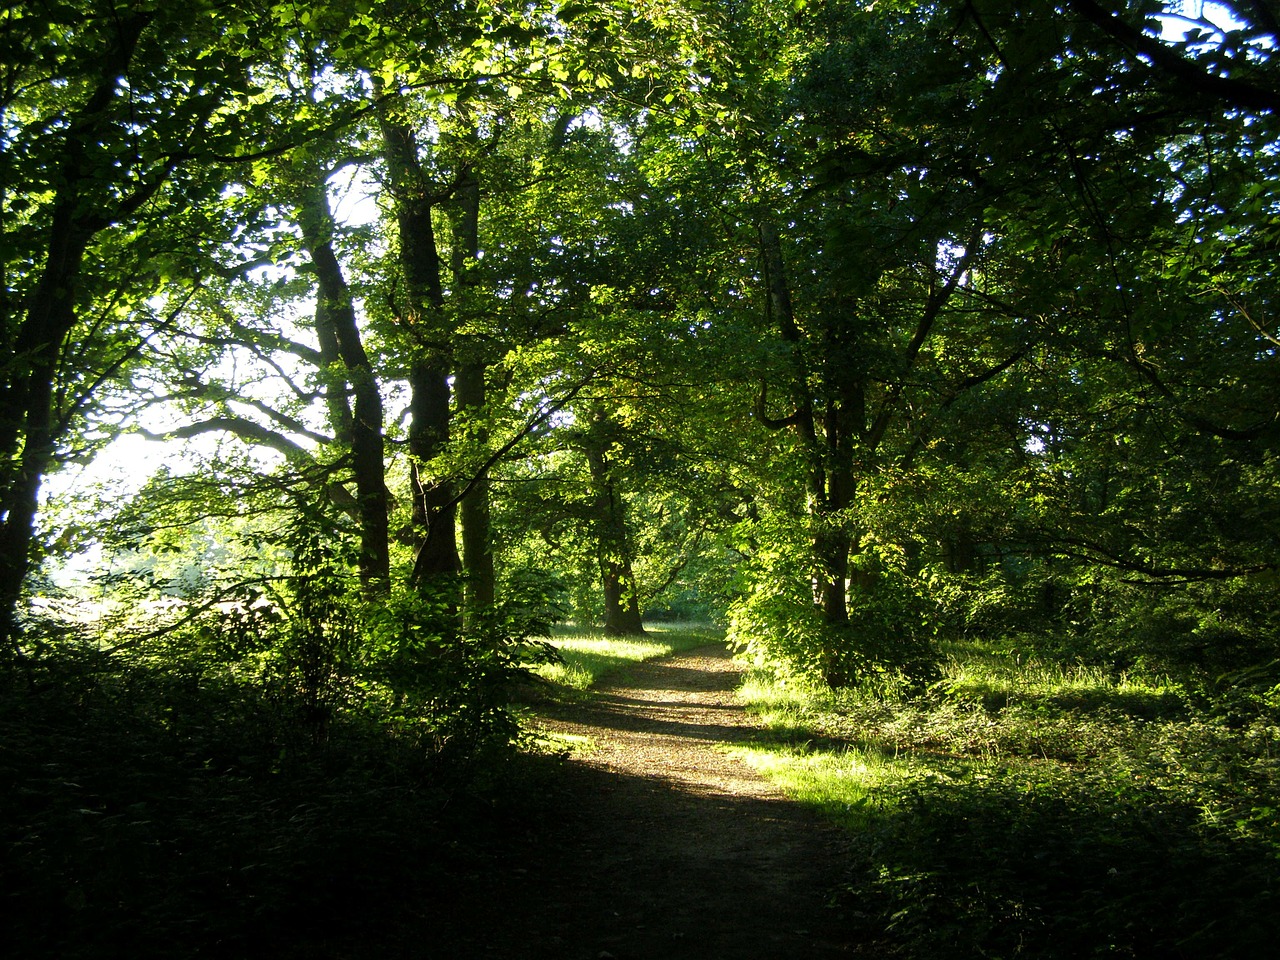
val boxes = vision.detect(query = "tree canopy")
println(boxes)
[2,0,1276,692]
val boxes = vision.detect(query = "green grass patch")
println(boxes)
[727,741,921,829]
[737,644,1280,959]
[534,623,720,690]
[937,642,1187,719]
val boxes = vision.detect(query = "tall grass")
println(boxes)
[735,642,1280,959]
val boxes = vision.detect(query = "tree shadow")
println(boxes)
[539,691,766,743]
[431,754,856,960]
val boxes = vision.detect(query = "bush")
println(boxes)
[728,558,939,691]
[0,633,457,959]
[360,581,560,765]
[844,766,1279,959]
[0,558,562,957]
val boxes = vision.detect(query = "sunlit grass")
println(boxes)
[532,730,598,756]
[739,651,1192,770]
[938,648,1186,719]
[734,672,836,739]
[733,639,1280,956]
[727,741,922,829]
[534,623,720,690]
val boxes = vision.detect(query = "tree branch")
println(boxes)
[1065,0,1280,114]
[754,381,798,430]
[137,417,313,462]
[867,221,984,451]
[901,343,1031,469]
[443,375,597,513]
[1042,530,1275,581]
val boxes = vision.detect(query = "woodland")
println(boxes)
[3,0,1280,956]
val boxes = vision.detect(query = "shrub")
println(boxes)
[728,556,939,691]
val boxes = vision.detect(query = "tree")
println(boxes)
[13,0,1280,691]
[0,2,306,647]
[292,152,391,590]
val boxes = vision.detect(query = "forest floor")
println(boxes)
[434,644,858,959]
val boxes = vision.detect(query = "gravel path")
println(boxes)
[456,643,855,959]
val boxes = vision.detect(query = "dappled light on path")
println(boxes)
[538,647,802,799]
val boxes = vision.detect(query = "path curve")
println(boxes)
[460,643,854,959]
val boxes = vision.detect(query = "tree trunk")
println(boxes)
[814,525,852,625]
[760,220,855,625]
[0,346,67,646]
[375,84,459,592]
[406,358,459,587]
[455,361,494,616]
[0,211,90,630]
[584,429,646,636]
[601,563,646,635]
[295,169,390,591]
[816,375,863,625]
[448,163,496,621]
[0,15,150,647]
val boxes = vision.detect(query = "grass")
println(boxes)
[937,640,1187,719]
[532,622,721,690]
[734,642,1280,959]
[725,741,915,828]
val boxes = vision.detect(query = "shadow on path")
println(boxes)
[439,644,856,959]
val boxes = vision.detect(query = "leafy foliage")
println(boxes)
[0,627,511,958]
[1,514,560,957]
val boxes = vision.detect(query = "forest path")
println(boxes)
[447,644,856,959]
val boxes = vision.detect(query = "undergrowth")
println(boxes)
[735,643,1280,959]
[0,594,559,959]
[0,614,720,956]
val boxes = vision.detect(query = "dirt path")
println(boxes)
[448,643,855,959]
